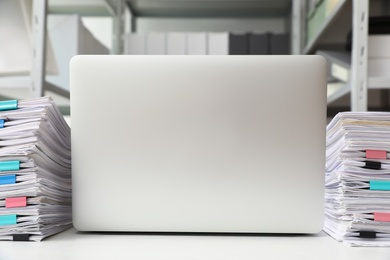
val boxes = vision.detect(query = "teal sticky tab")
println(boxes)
[0,100,17,111]
[0,161,20,171]
[370,180,390,191]
[0,215,17,226]
[0,175,16,185]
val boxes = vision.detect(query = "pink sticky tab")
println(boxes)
[374,212,390,222]
[366,150,387,159]
[5,197,27,208]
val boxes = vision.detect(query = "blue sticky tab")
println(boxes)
[0,175,16,185]
[0,119,4,128]
[0,161,20,171]
[0,215,17,226]
[0,100,17,111]
[370,180,390,191]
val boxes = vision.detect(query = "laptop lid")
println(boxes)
[70,55,327,233]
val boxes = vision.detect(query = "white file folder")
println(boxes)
[146,32,166,55]
[126,33,146,55]
[208,32,229,55]
[167,33,186,55]
[187,32,207,55]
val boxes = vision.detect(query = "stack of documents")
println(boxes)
[325,112,390,246]
[0,97,71,241]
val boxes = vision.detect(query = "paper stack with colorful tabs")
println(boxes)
[325,112,390,246]
[0,97,72,241]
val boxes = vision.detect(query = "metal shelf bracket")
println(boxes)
[350,0,368,111]
[31,0,47,98]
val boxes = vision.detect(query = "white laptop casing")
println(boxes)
[70,55,327,233]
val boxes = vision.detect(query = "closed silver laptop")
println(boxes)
[70,55,327,233]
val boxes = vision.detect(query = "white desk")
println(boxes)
[1,228,390,259]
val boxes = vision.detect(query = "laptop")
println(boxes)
[70,55,327,234]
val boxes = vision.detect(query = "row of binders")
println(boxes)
[126,32,290,55]
[325,112,390,246]
[0,97,72,241]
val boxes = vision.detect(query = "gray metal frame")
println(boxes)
[350,0,369,111]
[31,0,47,97]
[292,0,304,54]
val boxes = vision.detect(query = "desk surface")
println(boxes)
[1,228,390,259]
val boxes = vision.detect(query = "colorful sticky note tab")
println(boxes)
[374,212,390,222]
[0,215,17,226]
[364,161,381,170]
[370,180,390,191]
[359,231,376,238]
[0,100,17,111]
[366,150,387,159]
[0,175,16,185]
[0,119,4,128]
[6,197,27,208]
[0,161,20,171]
[13,234,30,241]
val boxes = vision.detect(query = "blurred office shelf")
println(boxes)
[305,0,390,111]
[1,0,302,108]
[125,0,292,18]
[125,0,302,54]
[48,0,116,16]
[0,0,60,102]
[0,0,111,113]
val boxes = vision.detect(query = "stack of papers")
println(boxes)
[325,112,390,246]
[0,97,71,241]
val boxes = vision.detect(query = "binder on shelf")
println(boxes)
[46,15,109,92]
[368,58,390,78]
[316,50,351,82]
[249,32,269,55]
[126,33,146,55]
[270,33,290,55]
[368,35,390,58]
[208,32,229,55]
[229,33,248,55]
[187,32,207,55]
[318,45,390,84]
[146,32,166,55]
[166,32,186,55]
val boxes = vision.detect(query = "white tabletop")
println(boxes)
[1,228,390,260]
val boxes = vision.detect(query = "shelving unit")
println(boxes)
[304,0,390,111]
[0,0,124,107]
[9,0,384,112]
[125,0,302,55]
[304,0,351,54]
[0,0,77,100]
[1,0,302,105]
[0,0,49,99]
[50,0,129,55]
